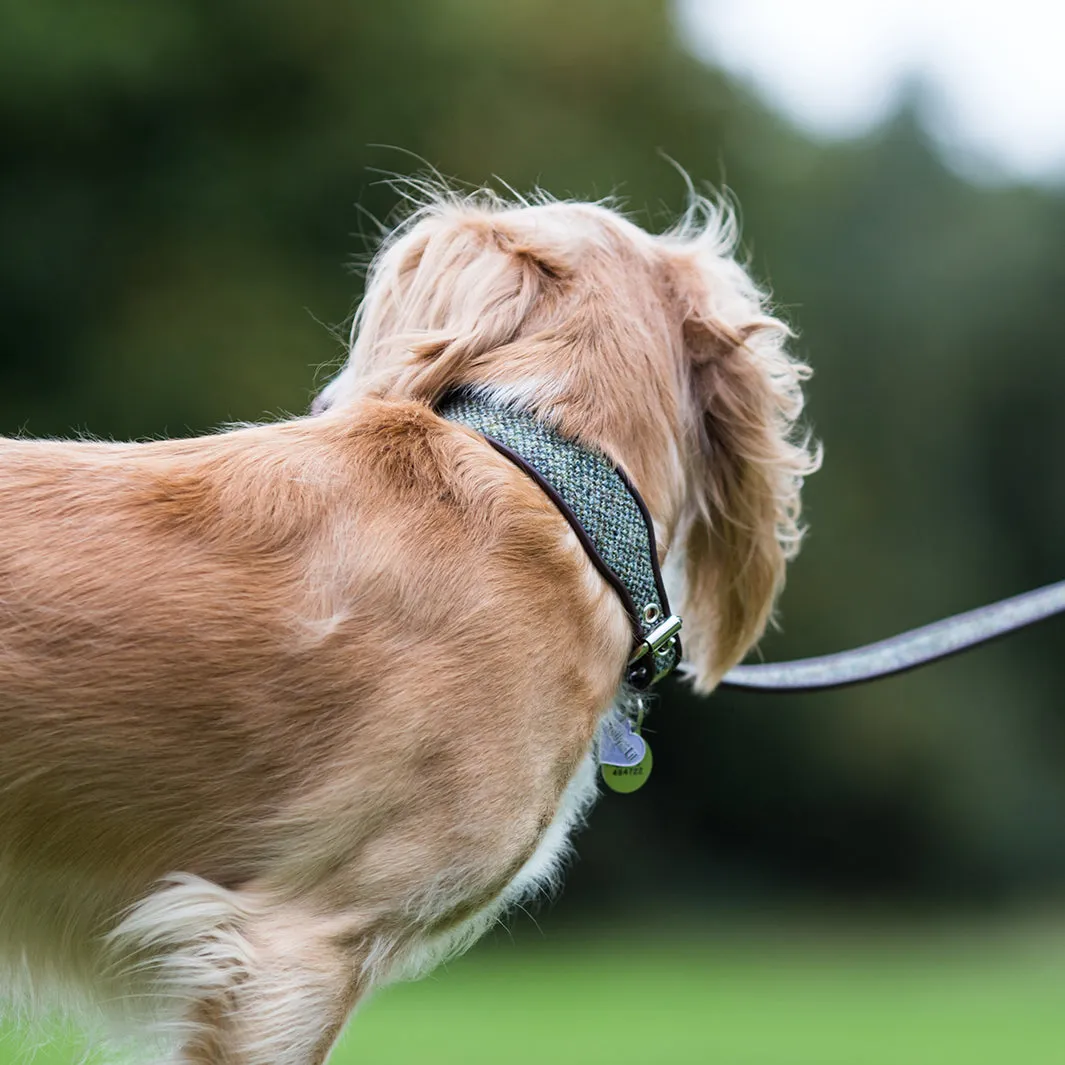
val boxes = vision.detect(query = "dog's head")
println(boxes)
[314,189,819,690]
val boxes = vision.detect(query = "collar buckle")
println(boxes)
[629,613,683,664]
[628,613,683,686]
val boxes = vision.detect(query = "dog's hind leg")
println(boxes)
[105,876,363,1065]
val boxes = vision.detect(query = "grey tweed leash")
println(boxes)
[721,579,1065,692]
[438,394,1065,696]
[438,393,682,690]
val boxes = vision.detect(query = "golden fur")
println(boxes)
[0,189,817,1063]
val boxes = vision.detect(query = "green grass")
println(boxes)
[5,924,1065,1065]
[342,925,1065,1065]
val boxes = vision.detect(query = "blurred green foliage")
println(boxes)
[1,0,1064,910]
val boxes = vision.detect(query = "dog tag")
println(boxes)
[598,714,646,767]
[601,739,653,794]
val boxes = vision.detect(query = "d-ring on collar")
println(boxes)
[438,392,682,689]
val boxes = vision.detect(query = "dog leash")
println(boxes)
[437,396,1063,763]
[720,578,1065,692]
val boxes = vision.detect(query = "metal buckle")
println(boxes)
[628,613,683,666]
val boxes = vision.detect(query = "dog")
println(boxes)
[0,186,817,1064]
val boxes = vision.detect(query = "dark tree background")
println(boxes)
[3,0,1063,913]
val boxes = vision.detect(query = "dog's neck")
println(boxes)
[463,375,688,561]
[438,390,683,689]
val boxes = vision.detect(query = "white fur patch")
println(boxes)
[102,874,256,1043]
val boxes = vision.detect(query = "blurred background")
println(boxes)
[2,1,1065,1062]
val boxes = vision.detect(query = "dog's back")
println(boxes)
[0,400,624,1041]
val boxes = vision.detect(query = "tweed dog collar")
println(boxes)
[438,392,682,690]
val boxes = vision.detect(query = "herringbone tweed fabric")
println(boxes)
[438,392,679,685]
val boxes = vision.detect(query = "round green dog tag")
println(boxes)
[601,738,653,793]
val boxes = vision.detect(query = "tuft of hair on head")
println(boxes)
[335,178,574,406]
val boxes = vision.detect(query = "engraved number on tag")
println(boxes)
[601,738,653,793]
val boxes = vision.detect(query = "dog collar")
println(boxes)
[438,392,682,689]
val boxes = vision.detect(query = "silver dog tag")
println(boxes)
[599,714,653,793]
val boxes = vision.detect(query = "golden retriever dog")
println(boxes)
[0,187,816,1063]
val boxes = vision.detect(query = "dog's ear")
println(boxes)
[355,213,566,403]
[677,300,817,692]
